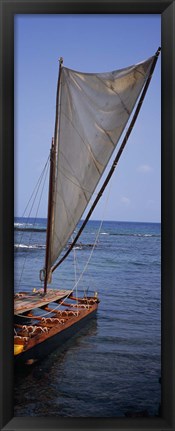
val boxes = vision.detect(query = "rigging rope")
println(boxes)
[16,158,50,290]
[16,157,49,250]
[72,235,79,306]
[71,178,112,293]
[22,157,50,218]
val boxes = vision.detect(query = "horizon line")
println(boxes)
[14,216,161,224]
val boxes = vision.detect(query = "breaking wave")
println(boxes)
[14,223,46,232]
[15,243,46,251]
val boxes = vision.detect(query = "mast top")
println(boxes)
[59,57,63,66]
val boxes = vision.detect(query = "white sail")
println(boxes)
[47,56,154,279]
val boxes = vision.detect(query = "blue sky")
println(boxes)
[14,14,161,223]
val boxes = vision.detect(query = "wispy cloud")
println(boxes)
[137,164,152,173]
[121,196,130,206]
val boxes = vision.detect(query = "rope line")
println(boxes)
[16,158,49,290]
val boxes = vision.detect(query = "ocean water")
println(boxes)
[14,218,161,417]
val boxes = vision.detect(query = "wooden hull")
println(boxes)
[14,302,98,366]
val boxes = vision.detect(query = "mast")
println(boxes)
[51,47,161,273]
[44,57,63,293]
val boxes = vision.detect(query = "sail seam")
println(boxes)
[103,129,116,147]
[58,147,90,202]
[66,70,115,113]
[134,67,146,78]
[61,110,103,177]
[63,72,105,175]
[52,180,77,250]
[96,75,131,116]
[57,164,97,196]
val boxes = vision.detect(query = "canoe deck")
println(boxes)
[14,289,73,315]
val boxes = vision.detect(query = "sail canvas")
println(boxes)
[47,56,154,279]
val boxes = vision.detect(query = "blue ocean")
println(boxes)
[14,217,161,417]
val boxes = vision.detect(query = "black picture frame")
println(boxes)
[0,1,174,430]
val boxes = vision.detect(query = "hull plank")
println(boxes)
[14,305,98,366]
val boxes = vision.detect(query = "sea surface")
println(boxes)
[14,218,161,417]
